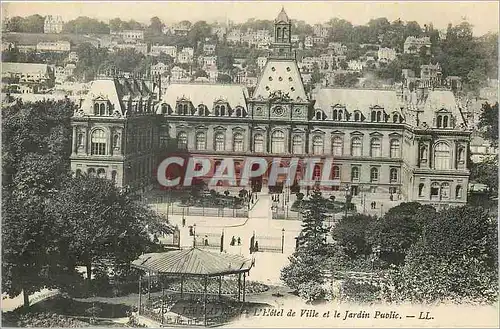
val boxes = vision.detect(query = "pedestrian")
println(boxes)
[390,194,393,201]
[373,201,377,209]
[254,241,259,252]
[230,236,235,246]
[182,217,186,227]
[237,237,241,245]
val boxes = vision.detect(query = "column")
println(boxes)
[84,127,89,155]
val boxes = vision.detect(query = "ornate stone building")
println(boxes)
[72,9,471,208]
[70,78,160,190]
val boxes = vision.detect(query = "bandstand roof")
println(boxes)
[131,247,253,276]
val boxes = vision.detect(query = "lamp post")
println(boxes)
[193,223,197,247]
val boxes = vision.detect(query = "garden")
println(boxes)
[289,192,354,214]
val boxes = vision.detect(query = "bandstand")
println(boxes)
[130,247,254,327]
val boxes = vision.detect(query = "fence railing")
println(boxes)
[159,205,249,218]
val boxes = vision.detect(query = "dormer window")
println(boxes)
[371,109,385,122]
[198,105,207,116]
[392,112,401,123]
[436,112,451,128]
[214,103,229,116]
[315,110,323,120]
[235,107,244,117]
[353,111,362,122]
[332,108,345,121]
[176,102,190,115]
[93,101,109,116]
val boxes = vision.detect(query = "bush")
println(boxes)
[340,278,381,304]
[298,281,326,304]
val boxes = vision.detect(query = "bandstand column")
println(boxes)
[242,272,246,302]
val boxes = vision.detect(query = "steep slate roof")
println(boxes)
[314,88,403,115]
[419,89,465,126]
[131,248,253,276]
[79,78,152,116]
[253,59,308,101]
[160,83,249,110]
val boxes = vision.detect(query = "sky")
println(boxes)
[2,1,499,36]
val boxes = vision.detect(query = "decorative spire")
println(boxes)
[275,6,290,23]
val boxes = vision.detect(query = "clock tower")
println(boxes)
[272,7,293,58]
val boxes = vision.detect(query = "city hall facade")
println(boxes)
[70,9,471,208]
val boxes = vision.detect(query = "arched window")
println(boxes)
[161,104,168,114]
[332,166,340,179]
[440,182,450,199]
[111,170,117,183]
[176,103,182,114]
[332,109,337,120]
[315,111,322,120]
[351,137,362,156]
[94,103,99,115]
[434,142,450,170]
[214,132,225,151]
[338,110,343,120]
[198,106,205,116]
[455,185,463,199]
[312,135,324,155]
[220,105,226,116]
[443,116,449,128]
[418,183,425,197]
[376,111,382,122]
[97,168,106,179]
[437,115,442,128]
[87,168,96,177]
[99,103,106,116]
[430,182,440,199]
[370,167,379,182]
[354,111,361,122]
[196,132,206,150]
[370,138,381,157]
[177,131,188,149]
[276,27,281,39]
[235,108,242,117]
[75,169,82,177]
[233,133,244,152]
[183,104,189,115]
[390,168,398,182]
[215,105,220,116]
[292,135,303,154]
[351,166,360,181]
[313,164,321,180]
[90,129,107,155]
[393,113,399,123]
[253,134,264,153]
[332,137,343,156]
[390,139,401,158]
[271,130,285,153]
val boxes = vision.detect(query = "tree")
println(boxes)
[367,202,437,265]
[470,155,498,195]
[281,191,330,291]
[217,73,232,84]
[46,175,173,282]
[194,69,208,79]
[62,16,110,34]
[478,102,499,147]
[149,16,164,35]
[385,206,498,304]
[331,214,374,259]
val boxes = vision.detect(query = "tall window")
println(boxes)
[87,168,96,177]
[312,136,324,155]
[91,129,107,155]
[332,166,340,179]
[292,135,303,154]
[354,111,361,122]
[418,183,425,197]
[271,130,285,153]
[332,137,343,156]
[351,166,360,181]
[390,168,398,182]
[430,182,440,200]
[233,133,244,152]
[420,145,428,162]
[195,132,206,150]
[457,147,465,163]
[214,132,225,151]
[455,185,463,199]
[94,102,107,116]
[434,142,450,170]
[111,170,117,183]
[351,137,362,156]
[370,167,379,182]
[254,134,264,153]
[113,134,120,149]
[370,138,381,157]
[390,139,401,158]
[177,131,188,149]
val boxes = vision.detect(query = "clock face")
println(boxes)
[273,106,285,116]
[294,107,303,116]
[255,107,263,115]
